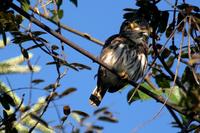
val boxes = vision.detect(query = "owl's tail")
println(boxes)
[89,86,107,106]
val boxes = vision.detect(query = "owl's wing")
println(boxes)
[100,35,131,67]
[101,35,147,83]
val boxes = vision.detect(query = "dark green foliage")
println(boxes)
[123,0,169,34]
[0,0,13,11]
[72,110,90,118]
[12,31,47,44]
[98,116,118,123]
[59,88,77,98]
[0,92,16,110]
[17,0,30,11]
[2,110,17,133]
[0,11,22,37]
[56,0,63,9]
[155,73,171,88]
[32,79,45,85]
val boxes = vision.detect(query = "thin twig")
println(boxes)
[52,101,65,133]
[171,0,178,55]
[29,6,104,46]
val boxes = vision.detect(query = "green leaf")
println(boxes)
[166,23,173,38]
[158,11,169,33]
[181,66,198,87]
[139,83,154,100]
[127,89,141,104]
[32,31,46,36]
[70,0,78,7]
[140,82,162,99]
[166,56,175,68]
[127,82,162,104]
[103,110,113,117]
[188,124,200,133]
[90,125,104,130]
[165,86,182,104]
[2,31,7,46]
[51,45,59,50]
[61,116,67,122]
[98,116,118,123]
[181,52,189,58]
[177,4,189,10]
[180,114,190,125]
[15,15,23,25]
[44,83,60,90]
[32,79,45,84]
[3,93,16,107]
[71,112,81,123]
[194,36,200,43]
[59,88,77,98]
[71,110,89,118]
[57,9,64,19]
[18,0,30,12]
[177,13,185,32]
[192,6,200,12]
[0,97,10,110]
[93,107,108,115]
[3,110,8,118]
[161,48,171,59]
[155,73,171,88]
[56,0,63,9]
[70,63,91,70]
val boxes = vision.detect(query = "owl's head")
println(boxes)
[119,19,152,44]
[120,19,152,38]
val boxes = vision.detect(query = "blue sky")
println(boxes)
[1,0,199,132]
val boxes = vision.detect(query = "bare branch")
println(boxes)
[29,6,104,46]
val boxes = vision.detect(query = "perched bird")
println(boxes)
[89,19,151,106]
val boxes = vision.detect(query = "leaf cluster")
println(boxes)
[126,1,200,132]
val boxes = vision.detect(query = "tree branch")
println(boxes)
[29,6,104,46]
[166,106,185,130]
[10,2,200,123]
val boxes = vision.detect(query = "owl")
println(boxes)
[89,19,151,106]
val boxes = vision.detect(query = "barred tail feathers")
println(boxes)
[89,86,107,106]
